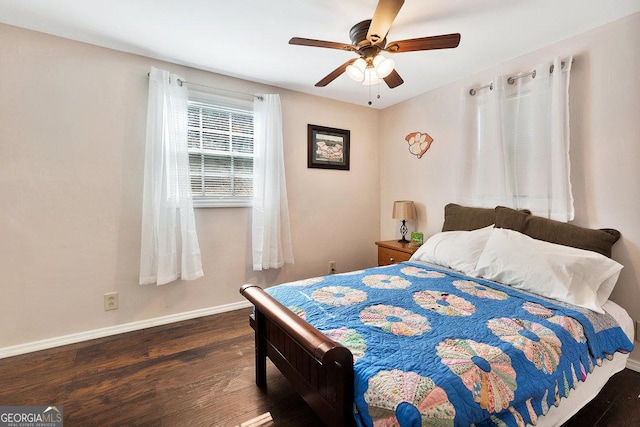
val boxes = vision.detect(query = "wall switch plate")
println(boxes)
[104,292,118,311]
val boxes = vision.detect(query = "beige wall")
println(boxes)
[379,13,640,361]
[2,12,639,366]
[0,23,380,351]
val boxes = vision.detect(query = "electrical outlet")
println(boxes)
[104,292,118,311]
[329,261,337,275]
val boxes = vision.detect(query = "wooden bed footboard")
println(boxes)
[240,284,356,427]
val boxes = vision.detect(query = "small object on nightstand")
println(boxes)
[375,240,419,266]
[410,232,424,247]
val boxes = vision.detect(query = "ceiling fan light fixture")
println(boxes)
[362,67,381,85]
[290,0,461,91]
[346,58,367,82]
[373,54,394,78]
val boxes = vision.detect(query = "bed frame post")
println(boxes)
[254,310,267,388]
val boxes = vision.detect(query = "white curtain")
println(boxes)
[252,94,294,270]
[458,57,574,221]
[140,67,204,285]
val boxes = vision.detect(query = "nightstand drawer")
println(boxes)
[377,246,412,266]
[375,240,419,266]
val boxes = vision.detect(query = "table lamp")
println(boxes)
[392,201,417,243]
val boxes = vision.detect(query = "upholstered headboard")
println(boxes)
[442,203,496,232]
[441,203,620,258]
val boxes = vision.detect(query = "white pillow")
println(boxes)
[410,225,494,275]
[596,273,620,308]
[472,228,623,313]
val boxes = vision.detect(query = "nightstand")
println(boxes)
[375,240,419,266]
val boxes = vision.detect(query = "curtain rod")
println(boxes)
[469,58,574,96]
[179,79,264,101]
[146,72,263,101]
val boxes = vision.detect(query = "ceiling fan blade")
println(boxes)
[289,37,356,52]
[385,33,461,53]
[367,0,405,45]
[315,58,357,87]
[383,69,404,88]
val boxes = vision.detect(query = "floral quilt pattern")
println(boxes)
[265,262,633,426]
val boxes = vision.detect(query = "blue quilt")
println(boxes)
[265,262,633,427]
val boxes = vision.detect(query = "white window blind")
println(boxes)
[503,90,545,200]
[473,89,548,206]
[187,98,254,207]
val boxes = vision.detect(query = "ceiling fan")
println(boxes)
[289,0,461,89]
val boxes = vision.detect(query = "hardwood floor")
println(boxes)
[563,364,640,427]
[0,308,321,426]
[1,308,638,426]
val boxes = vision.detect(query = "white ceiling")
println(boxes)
[1,0,639,109]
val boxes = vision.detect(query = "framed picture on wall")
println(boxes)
[307,124,350,170]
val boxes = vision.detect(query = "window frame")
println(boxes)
[187,91,254,208]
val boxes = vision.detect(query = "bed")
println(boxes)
[240,204,634,426]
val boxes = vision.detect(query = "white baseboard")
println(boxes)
[0,300,253,360]
[626,357,640,373]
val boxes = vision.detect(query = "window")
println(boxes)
[463,60,573,221]
[187,93,254,207]
[475,89,547,203]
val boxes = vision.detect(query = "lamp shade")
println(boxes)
[346,58,366,82]
[392,200,417,220]
[362,67,381,86]
[373,54,394,78]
